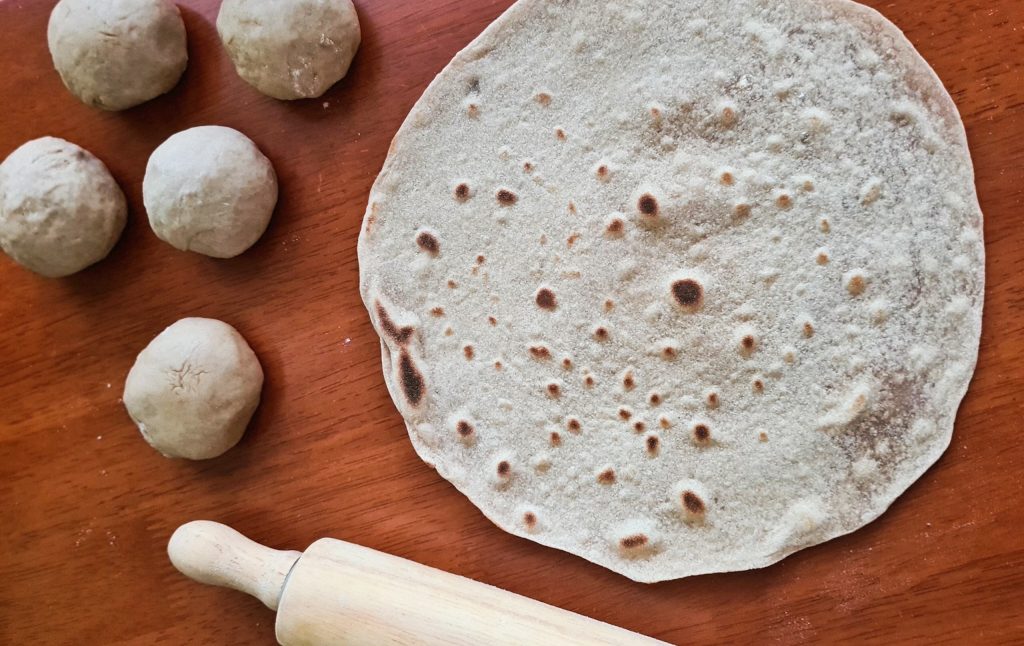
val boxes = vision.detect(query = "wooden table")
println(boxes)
[1,1,1022,643]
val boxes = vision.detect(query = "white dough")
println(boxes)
[143,126,278,258]
[217,0,361,100]
[124,318,264,460]
[48,0,188,111]
[0,137,126,278]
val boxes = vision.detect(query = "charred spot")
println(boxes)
[536,92,552,106]
[456,420,474,438]
[816,251,829,265]
[659,416,671,429]
[416,231,440,255]
[646,435,660,454]
[820,218,831,233]
[776,193,793,209]
[463,344,475,360]
[847,274,867,296]
[637,193,659,217]
[593,326,610,341]
[759,431,769,442]
[555,128,567,141]
[523,512,537,528]
[619,533,647,549]
[523,161,534,173]
[567,201,577,214]
[494,360,503,370]
[376,302,414,345]
[561,357,573,369]
[597,468,617,485]
[454,183,471,201]
[497,189,517,206]
[618,407,633,421]
[487,316,497,326]
[682,491,706,515]
[753,379,765,393]
[476,254,486,264]
[720,171,735,186]
[622,371,636,390]
[661,346,678,359]
[596,165,610,180]
[550,431,562,446]
[430,307,445,317]
[584,375,596,388]
[398,350,425,407]
[496,460,511,477]
[535,288,557,310]
[734,202,752,218]
[633,421,646,433]
[529,346,551,360]
[605,217,625,235]
[546,382,561,397]
[693,423,711,444]
[447,280,458,289]
[466,103,480,118]
[567,233,580,247]
[648,392,662,406]
[706,391,719,408]
[741,335,756,351]
[604,299,615,312]
[567,418,581,433]
[671,279,703,309]
[803,321,815,338]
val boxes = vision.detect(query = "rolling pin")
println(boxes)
[169,521,667,645]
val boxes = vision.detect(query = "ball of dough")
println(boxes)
[0,137,126,278]
[143,126,278,258]
[124,318,264,460]
[47,0,188,111]
[217,0,361,100]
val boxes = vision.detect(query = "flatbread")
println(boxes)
[358,0,984,582]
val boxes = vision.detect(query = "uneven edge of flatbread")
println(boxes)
[359,0,985,582]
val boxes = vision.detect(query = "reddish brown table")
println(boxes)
[2,1,1022,643]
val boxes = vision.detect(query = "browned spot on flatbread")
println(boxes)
[619,534,647,549]
[457,420,474,438]
[416,231,440,255]
[523,512,537,528]
[497,188,517,206]
[597,468,617,485]
[529,345,551,360]
[682,491,706,514]
[454,183,470,201]
[638,193,659,217]
[646,434,660,455]
[535,288,557,310]
[398,350,425,407]
[672,279,703,309]
[376,301,414,345]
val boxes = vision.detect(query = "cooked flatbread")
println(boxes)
[358,0,984,582]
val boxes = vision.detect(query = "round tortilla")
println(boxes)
[358,0,984,582]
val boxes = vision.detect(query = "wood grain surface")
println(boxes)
[1,1,1022,644]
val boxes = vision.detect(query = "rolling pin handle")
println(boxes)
[168,521,302,611]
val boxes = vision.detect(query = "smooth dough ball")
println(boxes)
[217,0,361,100]
[143,126,278,258]
[47,0,188,111]
[0,137,126,277]
[124,318,264,460]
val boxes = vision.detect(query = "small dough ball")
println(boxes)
[124,318,264,460]
[48,0,188,111]
[217,0,361,100]
[0,137,126,277]
[143,126,278,258]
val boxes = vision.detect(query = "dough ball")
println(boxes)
[217,0,361,100]
[124,318,264,460]
[143,126,278,258]
[47,0,188,111]
[0,137,126,278]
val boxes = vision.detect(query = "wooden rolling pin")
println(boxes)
[169,521,667,645]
